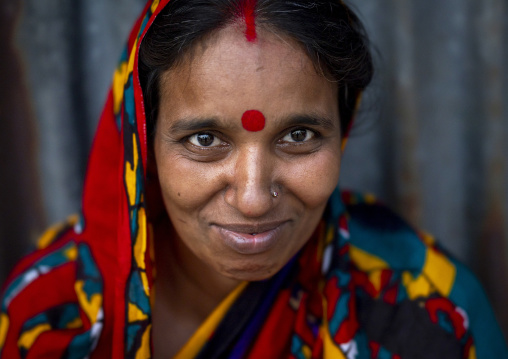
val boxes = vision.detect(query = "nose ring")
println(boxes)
[272,191,279,198]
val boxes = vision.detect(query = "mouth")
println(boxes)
[211,221,289,255]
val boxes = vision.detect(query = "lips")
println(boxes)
[212,221,288,255]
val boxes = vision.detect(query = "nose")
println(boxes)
[224,145,275,218]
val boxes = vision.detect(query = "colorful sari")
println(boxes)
[1,0,507,358]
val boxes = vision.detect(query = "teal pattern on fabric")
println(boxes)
[65,331,101,359]
[6,242,104,358]
[448,259,508,358]
[1,242,76,310]
[78,243,103,296]
[290,335,309,359]
[120,4,159,358]
[66,243,104,358]
[126,323,142,353]
[377,345,395,359]
[123,75,136,126]
[128,271,151,315]
[21,304,80,331]
[328,292,351,335]
[348,213,427,271]
[329,186,346,219]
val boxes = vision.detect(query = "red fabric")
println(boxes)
[81,91,123,357]
[246,290,294,358]
[2,262,77,358]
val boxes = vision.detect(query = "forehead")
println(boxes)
[158,26,338,125]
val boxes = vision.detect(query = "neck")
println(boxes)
[156,216,240,314]
[152,217,240,357]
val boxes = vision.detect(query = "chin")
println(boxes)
[218,259,283,282]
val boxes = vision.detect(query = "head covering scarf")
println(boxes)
[1,1,507,358]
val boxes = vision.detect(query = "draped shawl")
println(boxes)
[1,1,507,358]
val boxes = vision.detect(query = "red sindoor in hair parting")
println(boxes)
[242,0,257,42]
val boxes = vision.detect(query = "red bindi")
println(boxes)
[241,110,265,132]
[242,0,257,42]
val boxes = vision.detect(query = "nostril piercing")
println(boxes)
[272,191,279,198]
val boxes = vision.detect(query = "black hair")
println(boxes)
[138,0,373,136]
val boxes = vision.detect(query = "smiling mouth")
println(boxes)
[212,221,289,255]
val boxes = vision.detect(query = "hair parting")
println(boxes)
[240,0,258,42]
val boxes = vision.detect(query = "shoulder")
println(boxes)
[341,191,508,358]
[343,192,431,272]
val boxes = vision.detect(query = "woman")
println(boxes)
[1,0,507,358]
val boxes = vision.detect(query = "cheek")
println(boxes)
[282,149,341,207]
[156,157,225,212]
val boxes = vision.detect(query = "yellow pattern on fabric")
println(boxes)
[17,323,50,350]
[363,193,376,204]
[64,246,78,261]
[368,270,383,295]
[402,271,433,299]
[423,248,456,296]
[129,302,148,322]
[317,224,334,267]
[326,225,334,245]
[320,296,347,359]
[125,133,139,207]
[322,335,346,359]
[127,39,138,77]
[112,36,137,116]
[134,208,147,270]
[0,314,9,349]
[135,324,152,359]
[37,215,78,249]
[302,344,312,358]
[113,62,128,114]
[420,231,436,246]
[349,245,389,272]
[66,317,83,329]
[151,0,160,13]
[139,271,150,297]
[174,282,248,359]
[75,281,102,324]
[340,138,349,152]
[468,345,477,359]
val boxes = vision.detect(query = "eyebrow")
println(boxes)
[167,117,226,133]
[166,113,338,133]
[278,113,337,131]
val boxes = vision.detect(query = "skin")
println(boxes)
[152,25,341,356]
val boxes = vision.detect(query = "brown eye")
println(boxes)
[291,129,307,142]
[188,133,221,147]
[282,128,315,143]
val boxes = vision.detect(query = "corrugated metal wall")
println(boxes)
[340,0,508,337]
[1,0,506,339]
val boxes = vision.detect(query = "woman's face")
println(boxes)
[154,26,341,282]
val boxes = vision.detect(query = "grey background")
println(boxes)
[1,0,507,339]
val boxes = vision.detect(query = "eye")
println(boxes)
[188,132,223,147]
[282,128,315,143]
